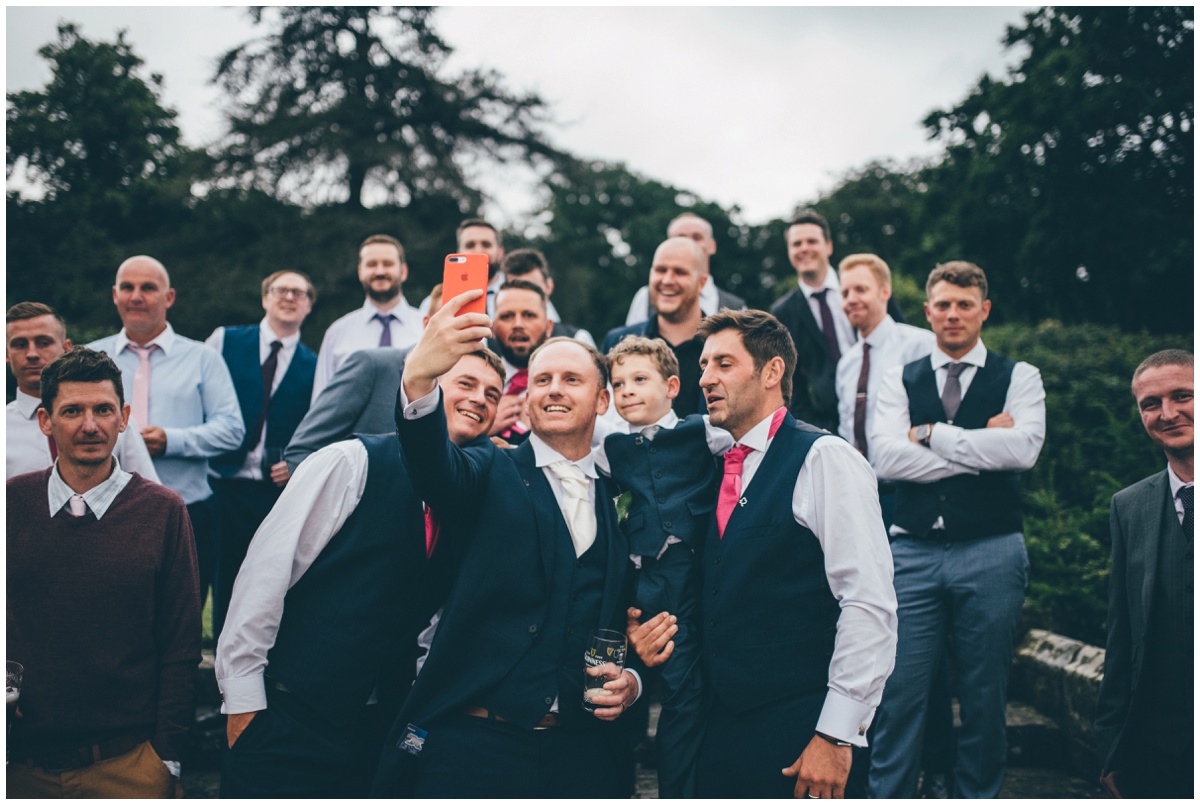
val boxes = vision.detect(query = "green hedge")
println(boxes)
[983,322,1192,644]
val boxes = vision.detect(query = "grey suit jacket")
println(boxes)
[284,347,408,472]
[1094,469,1177,772]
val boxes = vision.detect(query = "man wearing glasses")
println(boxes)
[205,271,318,638]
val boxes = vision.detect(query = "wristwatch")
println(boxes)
[914,423,934,447]
[814,731,853,748]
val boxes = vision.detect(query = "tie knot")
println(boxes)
[723,444,753,472]
[946,362,968,379]
[811,288,827,301]
[1180,485,1194,507]
[68,494,87,518]
[268,340,283,354]
[374,312,395,324]
[129,344,157,358]
[549,461,589,498]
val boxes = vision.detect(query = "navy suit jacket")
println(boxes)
[1095,469,1178,772]
[373,392,635,794]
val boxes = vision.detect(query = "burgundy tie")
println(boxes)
[248,341,283,450]
[500,368,529,440]
[853,342,871,457]
[811,289,842,363]
[424,506,440,558]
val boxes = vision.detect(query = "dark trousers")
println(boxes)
[186,500,214,610]
[411,712,629,798]
[634,542,704,798]
[210,478,282,640]
[221,685,387,797]
[696,690,861,798]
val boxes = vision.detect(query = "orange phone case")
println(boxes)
[442,253,489,316]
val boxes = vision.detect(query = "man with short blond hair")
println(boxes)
[868,261,1046,798]
[7,302,159,482]
[311,234,422,401]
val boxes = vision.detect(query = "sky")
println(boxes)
[6,6,1032,226]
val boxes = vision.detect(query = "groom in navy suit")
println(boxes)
[372,290,642,798]
[1096,349,1193,798]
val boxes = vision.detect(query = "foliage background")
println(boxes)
[7,7,1194,643]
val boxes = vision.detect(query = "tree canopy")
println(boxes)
[212,6,558,209]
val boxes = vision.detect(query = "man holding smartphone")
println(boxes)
[373,291,642,798]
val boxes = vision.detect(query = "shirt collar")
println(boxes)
[259,318,301,349]
[16,389,41,419]
[488,271,507,291]
[735,406,788,454]
[359,296,415,323]
[529,432,598,479]
[115,322,176,355]
[930,338,987,370]
[1167,464,1191,498]
[633,410,679,434]
[46,456,132,520]
[799,266,840,299]
[863,315,897,348]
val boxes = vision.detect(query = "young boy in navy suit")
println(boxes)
[596,335,730,798]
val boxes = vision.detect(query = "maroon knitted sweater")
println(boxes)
[6,470,201,761]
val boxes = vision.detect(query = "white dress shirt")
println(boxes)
[46,456,134,520]
[312,297,422,402]
[799,268,857,356]
[7,391,161,483]
[216,439,372,714]
[869,339,1047,533]
[206,320,303,480]
[835,316,936,458]
[732,408,898,746]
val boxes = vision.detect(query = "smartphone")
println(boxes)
[442,253,489,316]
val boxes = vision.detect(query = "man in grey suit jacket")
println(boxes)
[284,347,409,472]
[1095,348,1193,798]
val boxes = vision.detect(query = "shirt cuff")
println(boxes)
[163,759,181,778]
[814,690,875,748]
[400,385,441,419]
[626,668,643,705]
[161,427,187,457]
[218,674,268,715]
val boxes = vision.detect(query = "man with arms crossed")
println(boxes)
[7,348,200,796]
[1095,349,1193,798]
[373,293,642,798]
[644,309,897,798]
[217,348,504,796]
[868,261,1046,798]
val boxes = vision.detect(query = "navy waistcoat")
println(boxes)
[212,325,316,477]
[266,434,452,725]
[604,415,719,557]
[702,416,840,713]
[892,352,1023,539]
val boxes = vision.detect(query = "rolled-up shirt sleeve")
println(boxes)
[793,437,898,746]
[870,365,979,483]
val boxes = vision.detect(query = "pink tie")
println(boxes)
[128,344,157,430]
[424,506,440,558]
[716,408,788,538]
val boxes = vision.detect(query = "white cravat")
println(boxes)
[547,460,596,557]
[69,494,87,517]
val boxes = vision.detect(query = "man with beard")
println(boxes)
[489,279,554,445]
[603,237,710,417]
[311,234,422,401]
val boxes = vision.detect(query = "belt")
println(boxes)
[462,706,560,730]
[14,734,145,773]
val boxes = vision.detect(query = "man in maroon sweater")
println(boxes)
[6,347,201,797]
